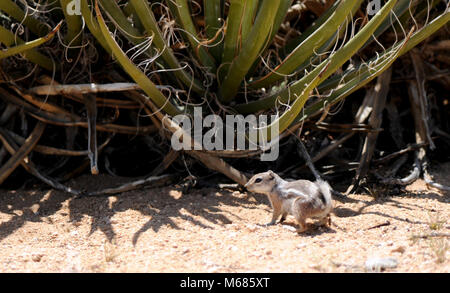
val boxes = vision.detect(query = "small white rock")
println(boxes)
[31,254,44,262]
[207,266,221,273]
[228,245,238,252]
[282,225,297,232]
[365,257,398,272]
[227,232,237,238]
[296,243,307,249]
[245,224,258,232]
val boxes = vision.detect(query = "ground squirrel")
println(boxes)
[245,136,334,233]
[245,171,332,233]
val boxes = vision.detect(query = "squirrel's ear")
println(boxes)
[268,170,275,179]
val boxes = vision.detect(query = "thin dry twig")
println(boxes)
[347,67,392,194]
[139,93,249,186]
[410,232,450,240]
[1,87,157,135]
[5,129,113,156]
[410,49,435,150]
[83,94,99,175]
[366,220,391,230]
[379,154,421,186]
[82,174,179,197]
[0,124,82,195]
[373,142,428,164]
[0,121,46,185]
[29,83,185,96]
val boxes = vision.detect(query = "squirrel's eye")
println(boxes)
[255,178,262,183]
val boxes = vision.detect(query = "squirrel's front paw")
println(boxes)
[257,222,275,227]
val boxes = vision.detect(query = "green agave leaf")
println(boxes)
[244,0,293,80]
[0,21,61,60]
[94,0,180,117]
[219,0,246,81]
[399,8,449,55]
[123,2,145,33]
[296,28,414,125]
[80,0,110,52]
[0,25,54,71]
[268,0,294,45]
[97,0,142,43]
[220,0,261,82]
[319,6,450,94]
[219,0,281,102]
[167,0,217,71]
[0,0,48,36]
[235,0,398,114]
[263,61,330,142]
[240,0,259,44]
[60,0,82,46]
[204,0,224,63]
[249,0,363,90]
[83,0,203,94]
[282,0,341,55]
[129,0,205,94]
[296,7,450,125]
[269,0,364,93]
[267,0,362,88]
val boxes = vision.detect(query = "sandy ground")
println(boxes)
[0,165,449,273]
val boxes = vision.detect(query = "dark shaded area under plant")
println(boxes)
[0,0,449,197]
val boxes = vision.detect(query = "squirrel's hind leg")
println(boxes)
[279,212,288,223]
[318,214,331,227]
[295,218,307,234]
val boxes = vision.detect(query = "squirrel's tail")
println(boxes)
[316,179,333,212]
[297,136,346,199]
[296,136,322,181]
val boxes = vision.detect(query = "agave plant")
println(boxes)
[0,0,449,194]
